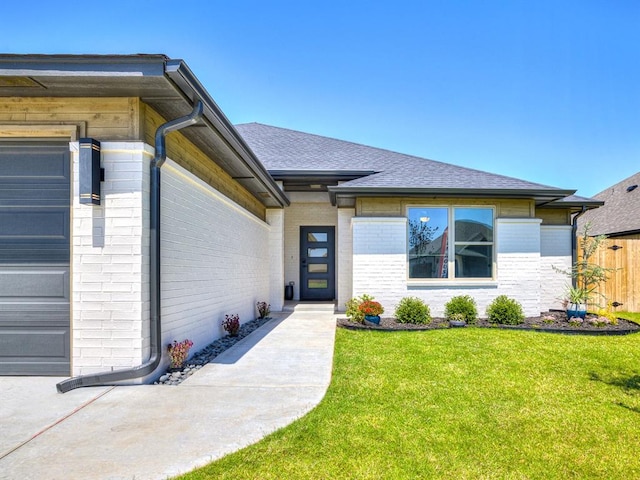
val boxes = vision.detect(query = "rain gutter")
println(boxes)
[164,60,289,207]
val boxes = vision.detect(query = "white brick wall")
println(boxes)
[495,218,541,316]
[72,142,273,377]
[352,217,407,312]
[160,159,270,364]
[540,225,573,311]
[71,142,151,376]
[266,208,285,312]
[351,216,546,318]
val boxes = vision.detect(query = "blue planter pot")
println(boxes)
[364,315,381,325]
[567,303,587,319]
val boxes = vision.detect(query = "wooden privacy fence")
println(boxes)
[580,237,640,313]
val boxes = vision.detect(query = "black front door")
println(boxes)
[300,226,335,301]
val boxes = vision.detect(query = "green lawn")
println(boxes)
[619,311,640,324]
[179,327,640,479]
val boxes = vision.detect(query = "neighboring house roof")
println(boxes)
[236,122,595,209]
[0,54,288,208]
[577,171,640,237]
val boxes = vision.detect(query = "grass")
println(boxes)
[619,311,640,324]
[178,327,640,479]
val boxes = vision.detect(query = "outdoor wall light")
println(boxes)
[79,138,104,205]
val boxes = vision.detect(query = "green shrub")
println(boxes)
[486,295,525,325]
[395,297,431,324]
[444,295,478,324]
[345,294,375,324]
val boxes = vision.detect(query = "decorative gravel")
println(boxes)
[155,317,272,386]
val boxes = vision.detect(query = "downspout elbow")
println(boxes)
[154,101,204,168]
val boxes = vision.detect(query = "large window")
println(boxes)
[408,206,494,280]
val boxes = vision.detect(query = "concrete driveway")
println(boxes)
[0,307,337,480]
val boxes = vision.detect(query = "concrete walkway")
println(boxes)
[0,307,337,480]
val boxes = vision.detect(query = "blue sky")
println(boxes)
[2,1,638,197]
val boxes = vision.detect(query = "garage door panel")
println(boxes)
[0,208,70,241]
[0,267,69,300]
[0,146,69,181]
[0,184,70,205]
[0,305,69,323]
[0,364,69,375]
[0,140,70,375]
[0,246,69,263]
[0,327,69,357]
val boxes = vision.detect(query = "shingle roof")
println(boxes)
[235,123,576,199]
[577,171,640,236]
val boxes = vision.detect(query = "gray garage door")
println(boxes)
[0,140,70,375]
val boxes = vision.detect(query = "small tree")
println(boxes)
[556,222,613,308]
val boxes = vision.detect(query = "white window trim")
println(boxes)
[406,204,496,284]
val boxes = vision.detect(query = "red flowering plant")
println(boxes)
[167,339,193,369]
[257,301,271,319]
[358,300,384,317]
[222,313,240,336]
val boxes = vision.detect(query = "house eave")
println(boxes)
[164,60,289,207]
[327,186,577,207]
[539,199,604,212]
[0,53,289,208]
[603,229,640,238]
[268,169,376,192]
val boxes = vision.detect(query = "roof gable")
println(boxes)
[577,171,640,236]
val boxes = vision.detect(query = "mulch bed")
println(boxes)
[337,310,640,336]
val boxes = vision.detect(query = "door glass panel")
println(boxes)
[308,248,328,258]
[308,279,328,289]
[307,232,328,242]
[308,264,328,273]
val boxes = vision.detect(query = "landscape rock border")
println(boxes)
[155,317,272,386]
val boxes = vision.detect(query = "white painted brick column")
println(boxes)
[496,218,542,316]
[352,217,407,313]
[540,225,573,311]
[267,208,285,312]
[71,142,151,376]
[337,208,355,312]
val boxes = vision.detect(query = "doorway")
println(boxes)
[299,226,335,300]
